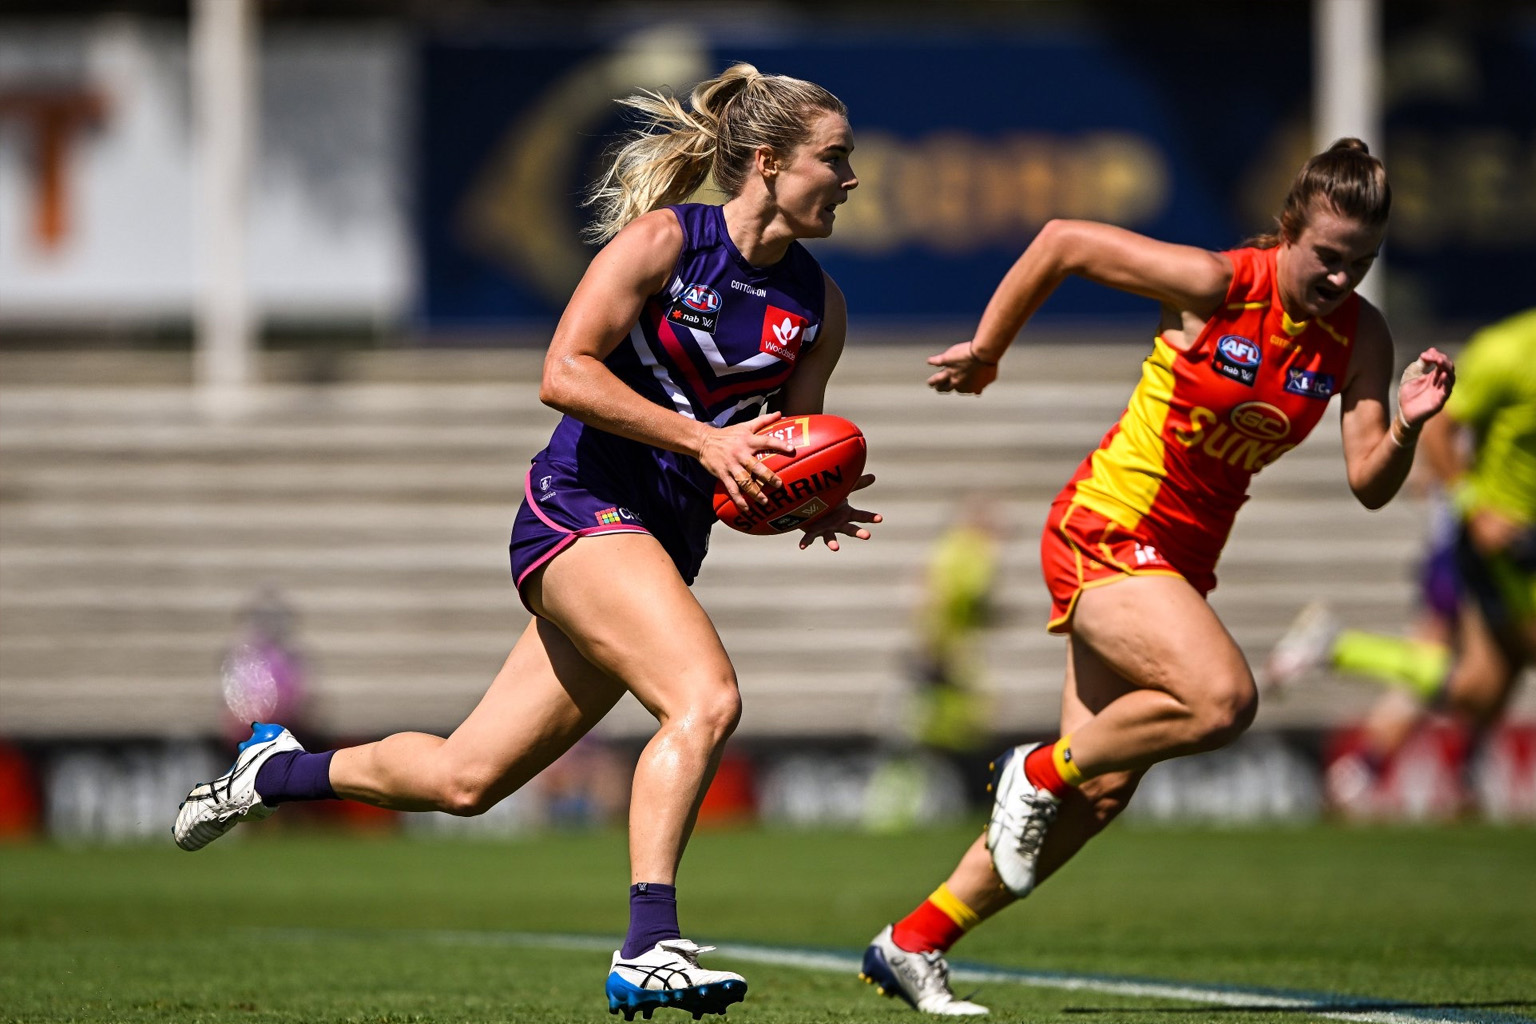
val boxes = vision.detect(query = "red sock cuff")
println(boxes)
[891,898,967,954]
[1023,743,1069,797]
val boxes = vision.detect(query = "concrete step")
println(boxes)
[6,344,1516,740]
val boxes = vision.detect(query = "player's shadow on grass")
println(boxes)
[1063,999,1536,1015]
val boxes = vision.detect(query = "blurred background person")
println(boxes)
[1265,308,1536,813]
[218,587,312,749]
[906,496,1005,782]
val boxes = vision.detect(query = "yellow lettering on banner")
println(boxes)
[823,129,1171,255]
[1387,130,1536,250]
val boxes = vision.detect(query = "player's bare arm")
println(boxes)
[541,209,794,507]
[779,272,848,415]
[1337,300,1455,509]
[928,220,1233,394]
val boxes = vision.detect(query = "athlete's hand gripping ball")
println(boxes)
[699,411,797,514]
[795,471,880,551]
[711,414,872,541]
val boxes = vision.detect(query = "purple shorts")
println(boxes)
[508,456,712,609]
[1418,533,1461,622]
[1417,504,1461,622]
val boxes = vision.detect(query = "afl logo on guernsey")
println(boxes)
[1213,335,1261,387]
[1230,401,1291,440]
[681,284,721,312]
[668,283,722,335]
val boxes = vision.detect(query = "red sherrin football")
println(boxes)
[712,414,867,535]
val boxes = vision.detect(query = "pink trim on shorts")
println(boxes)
[513,469,648,591]
[524,468,567,532]
[516,536,576,590]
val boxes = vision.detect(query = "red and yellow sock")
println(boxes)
[890,883,981,954]
[1023,735,1084,798]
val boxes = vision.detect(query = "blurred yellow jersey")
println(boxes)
[1446,308,1536,525]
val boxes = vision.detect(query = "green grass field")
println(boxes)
[1,821,1533,1023]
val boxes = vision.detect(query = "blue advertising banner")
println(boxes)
[417,9,1534,333]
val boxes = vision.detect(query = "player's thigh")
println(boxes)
[1447,596,1519,718]
[529,532,737,718]
[1072,573,1254,710]
[1061,631,1137,734]
[436,616,629,803]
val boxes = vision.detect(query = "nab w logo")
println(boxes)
[1133,543,1161,566]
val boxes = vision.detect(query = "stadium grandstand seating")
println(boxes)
[5,342,1527,741]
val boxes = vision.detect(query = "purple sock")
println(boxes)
[253,750,337,805]
[620,882,679,959]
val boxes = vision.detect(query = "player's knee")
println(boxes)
[653,670,741,747]
[1190,676,1258,750]
[690,685,742,745]
[1442,672,1509,722]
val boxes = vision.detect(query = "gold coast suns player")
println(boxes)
[858,139,1455,1016]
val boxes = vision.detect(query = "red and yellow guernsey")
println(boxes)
[1054,245,1359,605]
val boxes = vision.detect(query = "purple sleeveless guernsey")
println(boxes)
[508,203,828,599]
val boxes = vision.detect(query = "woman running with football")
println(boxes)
[859,139,1454,1016]
[174,63,877,1020]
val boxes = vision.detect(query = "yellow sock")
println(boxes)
[1333,630,1449,700]
[1052,735,1084,787]
[928,882,981,930]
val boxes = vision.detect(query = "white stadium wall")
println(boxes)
[0,19,411,325]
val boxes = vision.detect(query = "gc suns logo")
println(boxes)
[1230,401,1291,440]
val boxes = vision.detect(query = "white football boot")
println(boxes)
[1261,601,1341,692]
[985,743,1061,897]
[606,938,747,1020]
[173,722,303,851]
[860,925,988,1015]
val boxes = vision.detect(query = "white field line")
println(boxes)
[257,928,1529,1024]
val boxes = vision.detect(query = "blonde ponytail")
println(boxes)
[584,63,845,244]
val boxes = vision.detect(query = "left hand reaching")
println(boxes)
[1397,347,1455,428]
[926,340,999,395]
[798,474,881,551]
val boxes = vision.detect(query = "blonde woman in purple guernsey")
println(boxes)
[173,64,878,1021]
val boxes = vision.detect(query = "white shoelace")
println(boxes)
[1004,790,1059,856]
[916,951,954,997]
[656,940,714,967]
